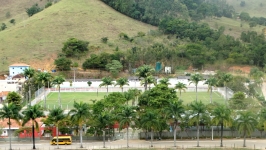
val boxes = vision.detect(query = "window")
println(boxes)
[13,72,14,74]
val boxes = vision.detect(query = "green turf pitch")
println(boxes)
[39,91,225,109]
[39,92,107,110]
[179,91,225,104]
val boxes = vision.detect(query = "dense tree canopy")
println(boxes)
[62,38,89,58]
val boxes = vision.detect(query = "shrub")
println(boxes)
[5,12,11,18]
[9,19,15,25]
[1,23,7,31]
[45,2,53,8]
[101,37,108,43]
[26,4,42,17]
[137,31,146,37]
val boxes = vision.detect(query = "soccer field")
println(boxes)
[39,91,225,110]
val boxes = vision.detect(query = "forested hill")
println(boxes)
[102,0,266,27]
[101,0,266,69]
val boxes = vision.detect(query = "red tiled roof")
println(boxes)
[9,63,30,67]
[0,91,9,97]
[12,74,25,79]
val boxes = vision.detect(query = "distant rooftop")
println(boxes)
[9,63,30,67]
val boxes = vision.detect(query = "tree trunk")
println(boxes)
[179,91,181,100]
[127,127,129,147]
[32,124,36,149]
[174,121,177,147]
[56,125,59,149]
[150,130,153,147]
[197,121,199,147]
[103,130,106,148]
[107,86,108,94]
[44,86,46,109]
[196,84,198,102]
[80,126,83,148]
[144,81,147,91]
[210,87,213,103]
[58,86,61,107]
[8,118,12,150]
[220,123,223,147]
[29,83,31,106]
[243,131,246,147]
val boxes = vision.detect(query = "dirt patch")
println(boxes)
[29,54,57,71]
[228,66,251,74]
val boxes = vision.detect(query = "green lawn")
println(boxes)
[38,91,225,110]
[180,91,225,105]
[39,92,107,110]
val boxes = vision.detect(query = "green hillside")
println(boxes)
[226,0,266,17]
[0,0,156,72]
[1,0,266,74]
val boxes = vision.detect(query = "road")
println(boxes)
[1,139,266,150]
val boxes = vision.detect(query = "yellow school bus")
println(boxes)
[50,136,72,145]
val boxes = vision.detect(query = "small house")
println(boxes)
[9,63,30,77]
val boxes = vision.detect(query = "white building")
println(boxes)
[9,63,30,77]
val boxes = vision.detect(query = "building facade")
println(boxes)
[9,63,30,77]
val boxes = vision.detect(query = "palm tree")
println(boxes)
[115,77,129,92]
[221,73,233,101]
[52,75,65,106]
[164,100,184,147]
[22,104,45,149]
[68,101,91,148]
[94,112,113,148]
[99,77,114,94]
[211,105,232,147]
[141,75,156,90]
[36,72,52,109]
[236,111,257,147]
[23,68,35,105]
[204,77,218,103]
[0,103,22,150]
[158,78,171,86]
[127,88,141,106]
[135,65,155,91]
[123,91,134,105]
[117,106,137,148]
[46,107,66,149]
[140,110,159,147]
[189,74,203,102]
[175,82,187,100]
[190,100,206,147]
[258,108,266,130]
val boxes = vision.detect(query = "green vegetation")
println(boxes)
[26,4,42,17]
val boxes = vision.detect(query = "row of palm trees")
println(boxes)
[0,82,261,149]
[23,68,66,108]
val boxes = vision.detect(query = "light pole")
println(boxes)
[71,62,78,92]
